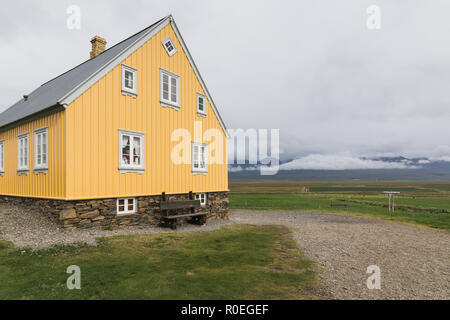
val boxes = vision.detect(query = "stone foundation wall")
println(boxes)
[0,192,229,230]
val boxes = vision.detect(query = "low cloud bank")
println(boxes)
[278,154,416,170]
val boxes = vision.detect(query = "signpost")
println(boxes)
[383,191,400,212]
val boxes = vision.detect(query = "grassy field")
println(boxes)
[229,181,450,231]
[0,225,322,300]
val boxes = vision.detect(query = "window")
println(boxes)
[17,134,28,171]
[0,141,4,173]
[121,65,137,97]
[117,198,136,215]
[192,142,208,173]
[197,93,206,116]
[118,129,144,173]
[160,69,180,109]
[34,128,48,171]
[195,193,207,206]
[162,37,177,56]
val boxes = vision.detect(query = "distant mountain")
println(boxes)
[228,156,450,181]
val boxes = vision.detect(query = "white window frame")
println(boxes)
[192,141,208,174]
[197,93,207,116]
[162,37,177,56]
[118,129,145,173]
[121,64,137,97]
[116,198,137,215]
[195,193,207,206]
[0,140,4,174]
[34,127,48,172]
[17,133,29,173]
[160,68,180,109]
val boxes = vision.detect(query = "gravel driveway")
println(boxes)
[230,210,450,300]
[0,203,233,249]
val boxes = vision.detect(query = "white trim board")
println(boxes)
[58,15,228,136]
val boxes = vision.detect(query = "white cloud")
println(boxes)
[429,156,450,162]
[279,154,415,170]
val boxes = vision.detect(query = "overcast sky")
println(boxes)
[1,0,449,168]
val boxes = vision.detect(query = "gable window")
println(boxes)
[17,134,29,172]
[160,69,180,109]
[118,129,144,173]
[117,198,136,215]
[121,65,137,97]
[162,37,177,56]
[192,142,208,174]
[195,193,207,206]
[34,128,48,172]
[0,141,4,174]
[197,93,206,116]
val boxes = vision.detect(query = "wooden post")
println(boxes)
[189,191,194,214]
[392,194,395,212]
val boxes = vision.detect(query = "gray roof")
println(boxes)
[0,17,165,129]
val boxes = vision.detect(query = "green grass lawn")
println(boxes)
[0,225,322,300]
[330,194,450,210]
[229,193,450,231]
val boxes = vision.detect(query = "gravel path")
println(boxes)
[0,203,233,250]
[230,210,450,300]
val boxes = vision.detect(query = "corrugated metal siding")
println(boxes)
[0,111,66,198]
[65,24,228,200]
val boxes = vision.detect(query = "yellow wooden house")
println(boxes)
[0,15,229,229]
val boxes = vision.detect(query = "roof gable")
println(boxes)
[0,15,227,135]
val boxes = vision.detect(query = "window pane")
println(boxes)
[198,97,204,111]
[201,146,206,169]
[170,77,177,103]
[43,136,47,164]
[165,41,173,52]
[125,70,134,89]
[122,135,130,165]
[193,145,199,168]
[24,138,27,165]
[133,137,141,166]
[162,74,169,100]
[37,135,41,165]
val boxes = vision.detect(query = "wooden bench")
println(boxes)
[330,202,349,208]
[159,192,207,229]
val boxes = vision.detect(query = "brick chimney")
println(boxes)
[90,36,107,59]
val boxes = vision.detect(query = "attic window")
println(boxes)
[162,37,177,56]
[197,93,206,116]
[121,65,137,97]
